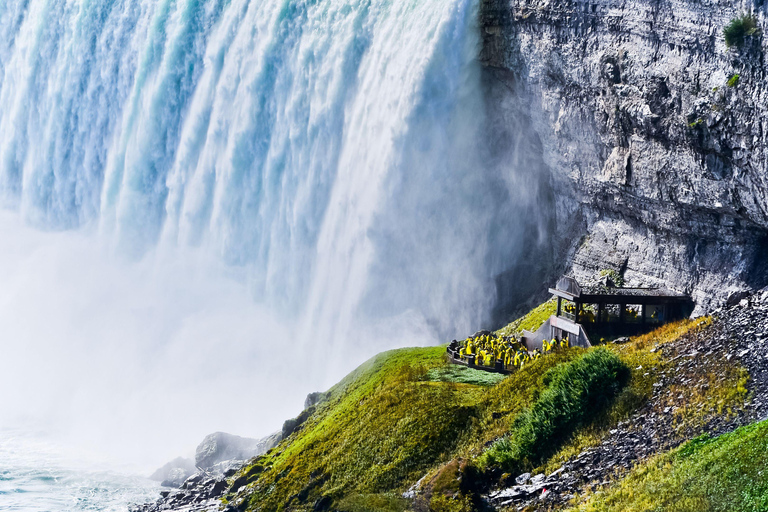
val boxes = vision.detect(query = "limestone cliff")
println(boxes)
[481,0,768,311]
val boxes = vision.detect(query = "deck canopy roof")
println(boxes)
[549,276,689,305]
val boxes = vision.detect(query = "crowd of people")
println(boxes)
[453,332,569,371]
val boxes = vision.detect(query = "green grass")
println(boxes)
[724,14,759,48]
[727,74,740,87]
[335,493,408,512]
[575,419,768,511]
[540,318,725,474]
[480,349,630,472]
[239,347,482,510]
[222,307,748,512]
[496,299,557,337]
[232,340,582,510]
[424,364,507,386]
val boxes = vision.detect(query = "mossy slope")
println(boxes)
[235,343,584,511]
[575,419,768,512]
[226,307,750,512]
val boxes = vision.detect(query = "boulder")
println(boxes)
[149,457,196,488]
[195,431,281,470]
[282,406,316,438]
[304,391,330,409]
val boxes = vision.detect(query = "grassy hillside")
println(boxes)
[575,419,768,512]
[220,305,751,512]
[231,345,585,511]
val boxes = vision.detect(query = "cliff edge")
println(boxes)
[481,0,768,312]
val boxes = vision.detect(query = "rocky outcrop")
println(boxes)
[138,430,283,511]
[481,0,768,311]
[149,430,281,491]
[150,457,197,488]
[195,431,280,471]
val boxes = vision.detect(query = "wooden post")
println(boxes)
[557,297,562,316]
[575,301,580,323]
[619,303,626,324]
[641,304,646,325]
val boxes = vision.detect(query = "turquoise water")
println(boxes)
[0,432,160,512]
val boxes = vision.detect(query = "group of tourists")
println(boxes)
[454,332,569,371]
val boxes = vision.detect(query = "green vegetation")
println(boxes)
[539,318,723,475]
[480,349,630,472]
[575,419,768,511]
[727,73,740,87]
[599,269,625,287]
[233,342,582,511]
[496,298,557,337]
[239,347,478,510]
[724,14,759,48]
[424,365,506,386]
[336,493,408,512]
[225,302,751,512]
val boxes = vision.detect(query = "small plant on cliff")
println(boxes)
[727,73,740,87]
[479,348,630,472]
[599,269,625,287]
[724,14,759,48]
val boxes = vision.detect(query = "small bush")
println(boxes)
[724,14,759,48]
[727,73,740,87]
[480,348,630,471]
[336,493,408,512]
[599,269,625,287]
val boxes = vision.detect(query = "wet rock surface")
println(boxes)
[480,0,768,307]
[133,471,237,512]
[195,432,279,472]
[136,430,281,512]
[150,457,197,488]
[485,294,768,510]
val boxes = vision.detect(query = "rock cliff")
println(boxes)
[481,0,768,311]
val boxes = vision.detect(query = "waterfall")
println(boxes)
[0,0,541,463]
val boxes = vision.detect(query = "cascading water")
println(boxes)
[0,0,546,506]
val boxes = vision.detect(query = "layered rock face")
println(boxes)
[481,0,768,310]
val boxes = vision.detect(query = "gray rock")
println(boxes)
[479,0,768,308]
[195,431,280,470]
[304,391,330,409]
[149,457,196,488]
[283,406,317,438]
[515,472,531,485]
[548,467,565,479]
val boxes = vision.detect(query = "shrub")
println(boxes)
[480,348,630,471]
[727,73,740,87]
[724,14,759,48]
[599,269,625,287]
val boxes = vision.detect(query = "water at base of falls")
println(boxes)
[0,430,160,512]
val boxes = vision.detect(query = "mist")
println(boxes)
[0,0,551,477]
